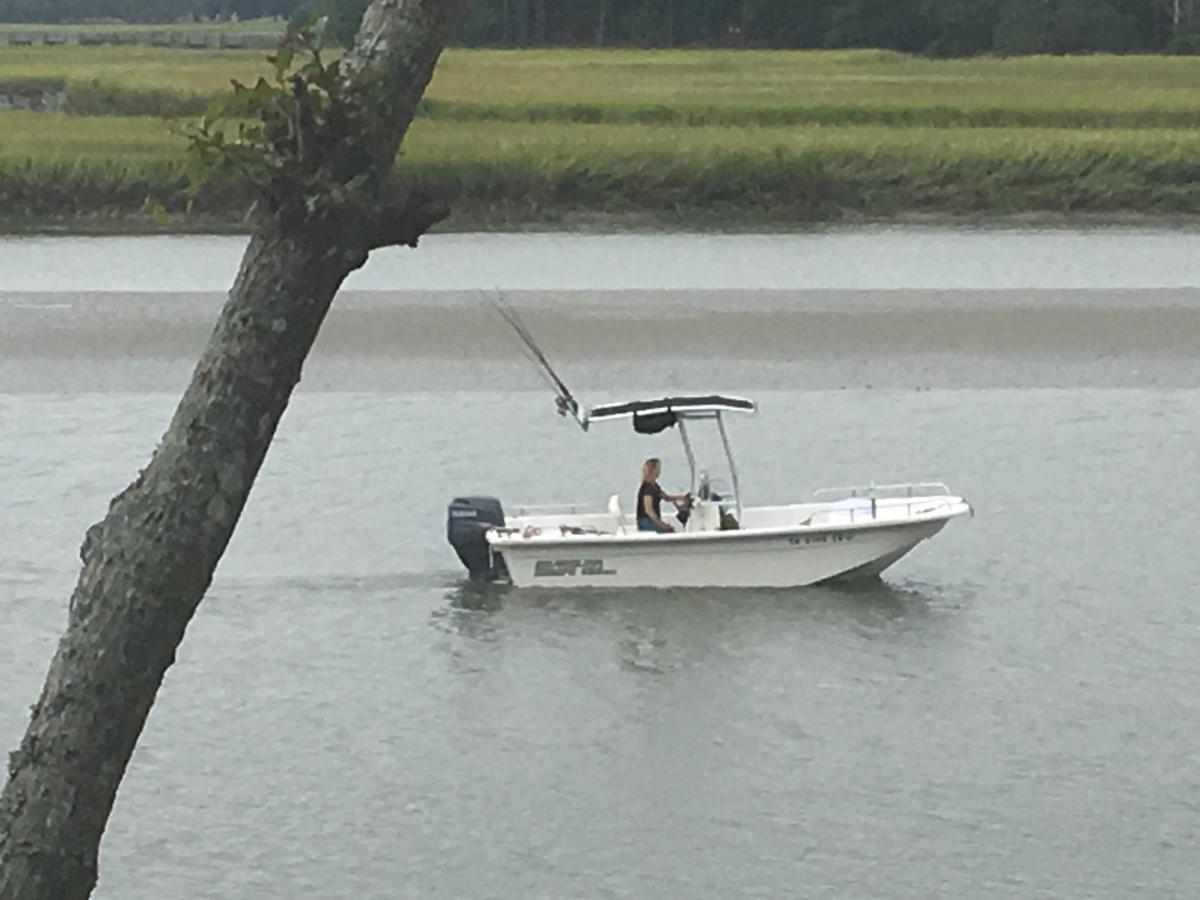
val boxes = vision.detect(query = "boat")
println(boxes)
[446,302,971,589]
[447,393,972,589]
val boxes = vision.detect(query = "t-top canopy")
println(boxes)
[587,395,756,434]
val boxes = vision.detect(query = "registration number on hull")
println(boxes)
[789,532,855,547]
[534,558,617,578]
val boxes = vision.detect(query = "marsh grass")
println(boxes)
[0,45,269,94]
[7,113,1200,226]
[6,47,1200,226]
[7,46,1200,127]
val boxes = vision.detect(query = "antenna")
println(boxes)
[491,295,589,431]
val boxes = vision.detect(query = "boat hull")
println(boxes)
[493,517,949,589]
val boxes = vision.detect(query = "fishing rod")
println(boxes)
[491,295,589,431]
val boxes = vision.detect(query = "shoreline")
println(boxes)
[8,207,1200,237]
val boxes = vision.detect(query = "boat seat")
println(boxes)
[608,494,630,535]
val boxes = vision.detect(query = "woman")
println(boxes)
[637,457,689,533]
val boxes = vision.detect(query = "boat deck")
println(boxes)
[492,484,970,548]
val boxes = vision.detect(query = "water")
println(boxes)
[2,229,1199,898]
[4,226,1200,292]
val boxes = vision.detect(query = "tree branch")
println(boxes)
[364,188,450,250]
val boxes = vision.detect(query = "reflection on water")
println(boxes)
[434,575,975,687]
[441,574,949,624]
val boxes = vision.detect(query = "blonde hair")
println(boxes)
[641,457,662,482]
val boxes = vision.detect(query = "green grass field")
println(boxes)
[429,49,1200,128]
[9,45,1200,125]
[3,45,1200,228]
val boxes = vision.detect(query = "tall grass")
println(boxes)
[426,48,1200,125]
[7,46,1200,128]
[7,114,1200,226]
[401,120,1200,217]
[0,45,267,96]
[416,98,1200,130]
[6,47,1200,226]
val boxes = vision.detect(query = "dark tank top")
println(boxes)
[637,480,663,520]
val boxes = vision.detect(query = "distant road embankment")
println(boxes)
[0,18,283,49]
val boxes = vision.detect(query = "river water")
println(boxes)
[2,228,1199,898]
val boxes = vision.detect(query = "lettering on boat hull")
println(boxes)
[789,532,856,547]
[534,559,618,578]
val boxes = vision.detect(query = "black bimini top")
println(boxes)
[587,395,756,434]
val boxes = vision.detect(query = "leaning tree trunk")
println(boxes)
[0,2,461,897]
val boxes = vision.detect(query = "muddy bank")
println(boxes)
[9,208,1200,240]
[3,288,1198,393]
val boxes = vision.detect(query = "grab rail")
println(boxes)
[806,484,960,525]
[812,482,952,502]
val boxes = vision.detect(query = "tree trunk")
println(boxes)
[0,1,460,898]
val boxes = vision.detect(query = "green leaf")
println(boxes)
[143,196,171,224]
[202,98,227,131]
[272,45,295,79]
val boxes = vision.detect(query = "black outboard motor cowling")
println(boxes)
[447,496,508,581]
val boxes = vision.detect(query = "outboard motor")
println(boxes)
[447,496,508,581]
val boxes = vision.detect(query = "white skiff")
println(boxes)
[447,394,971,589]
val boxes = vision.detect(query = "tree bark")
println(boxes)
[0,2,460,898]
